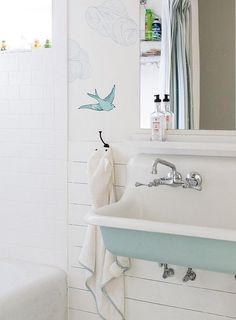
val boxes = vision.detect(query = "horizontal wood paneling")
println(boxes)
[126,276,236,318]
[69,309,100,320]
[125,299,231,320]
[68,141,236,320]
[127,259,236,293]
[68,288,234,320]
[69,183,125,205]
[68,161,127,187]
[69,266,87,290]
[68,245,81,268]
[69,141,135,164]
[68,183,91,205]
[68,162,88,184]
[69,225,87,247]
[69,204,91,226]
[69,288,97,313]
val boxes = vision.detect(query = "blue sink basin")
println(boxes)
[86,154,236,274]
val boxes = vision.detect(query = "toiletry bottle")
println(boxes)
[44,39,52,48]
[145,9,153,41]
[1,41,7,51]
[32,39,41,49]
[152,18,161,41]
[163,94,174,130]
[150,95,165,141]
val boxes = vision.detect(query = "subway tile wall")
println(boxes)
[0,50,67,270]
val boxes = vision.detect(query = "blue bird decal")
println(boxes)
[78,85,116,111]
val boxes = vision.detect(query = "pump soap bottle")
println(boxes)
[150,95,165,141]
[163,94,174,130]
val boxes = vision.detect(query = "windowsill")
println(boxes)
[0,48,52,54]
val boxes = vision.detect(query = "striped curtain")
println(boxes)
[160,0,193,129]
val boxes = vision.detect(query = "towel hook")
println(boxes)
[99,131,110,148]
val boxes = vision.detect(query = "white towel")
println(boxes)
[79,148,130,320]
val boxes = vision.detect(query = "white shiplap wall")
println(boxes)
[68,142,236,320]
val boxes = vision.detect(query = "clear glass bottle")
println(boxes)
[150,95,165,141]
[163,94,174,130]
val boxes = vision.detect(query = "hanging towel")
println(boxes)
[79,148,130,320]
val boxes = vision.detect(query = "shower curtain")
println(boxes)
[160,0,193,129]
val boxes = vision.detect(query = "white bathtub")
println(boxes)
[0,259,67,320]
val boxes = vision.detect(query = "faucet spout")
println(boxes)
[151,158,176,175]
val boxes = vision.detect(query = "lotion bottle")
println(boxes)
[150,95,165,141]
[163,94,174,130]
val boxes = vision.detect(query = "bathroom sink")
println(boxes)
[86,154,236,274]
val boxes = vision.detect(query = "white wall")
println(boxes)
[0,0,68,270]
[68,1,236,320]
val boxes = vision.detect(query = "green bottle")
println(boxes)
[145,9,153,41]
[44,39,52,48]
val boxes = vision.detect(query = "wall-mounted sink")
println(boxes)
[86,154,236,274]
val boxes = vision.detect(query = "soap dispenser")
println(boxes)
[163,94,174,130]
[150,95,165,141]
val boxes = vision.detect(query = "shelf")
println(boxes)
[140,55,160,65]
[141,40,161,53]
[126,131,236,158]
[0,48,52,55]
[140,40,161,42]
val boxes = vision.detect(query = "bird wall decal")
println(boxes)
[78,85,116,111]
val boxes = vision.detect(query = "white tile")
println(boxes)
[31,99,54,115]
[9,71,31,85]
[30,129,55,144]
[0,100,10,114]
[0,42,67,273]
[19,85,44,99]
[0,72,9,85]
[0,55,10,71]
[9,100,31,114]
[0,86,19,99]
[7,55,19,71]
[43,85,54,99]
[32,70,53,85]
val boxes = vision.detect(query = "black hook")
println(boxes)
[99,131,109,148]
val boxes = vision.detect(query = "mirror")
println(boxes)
[140,0,236,130]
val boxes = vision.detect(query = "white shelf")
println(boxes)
[0,48,52,55]
[140,55,160,65]
[141,40,162,52]
[126,132,236,158]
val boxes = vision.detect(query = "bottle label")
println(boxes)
[152,118,160,130]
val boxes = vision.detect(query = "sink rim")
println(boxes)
[86,210,236,243]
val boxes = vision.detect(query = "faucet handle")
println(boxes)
[135,182,148,187]
[168,171,182,181]
[184,172,202,191]
[135,179,160,188]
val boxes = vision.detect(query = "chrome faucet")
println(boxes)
[151,158,176,175]
[136,158,202,191]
